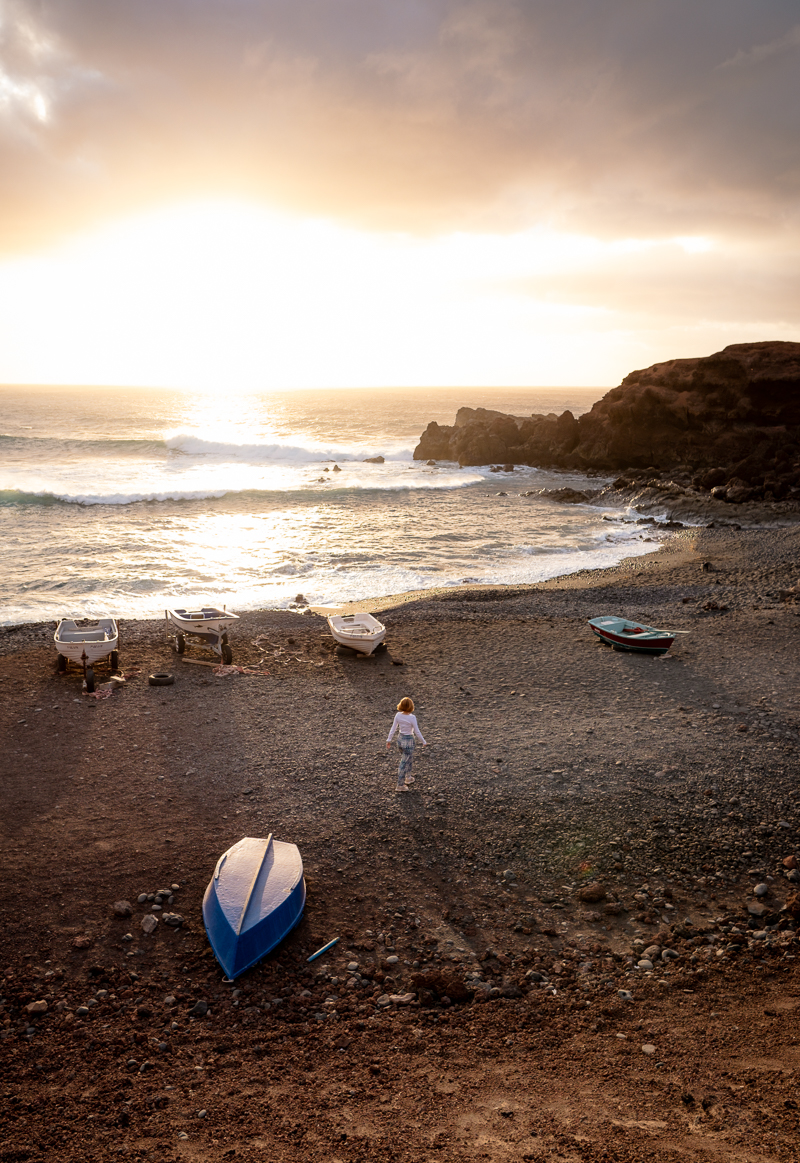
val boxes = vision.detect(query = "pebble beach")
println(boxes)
[2,523,800,1161]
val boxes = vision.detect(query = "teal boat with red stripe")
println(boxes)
[588,615,679,655]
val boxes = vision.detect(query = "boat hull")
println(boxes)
[202,835,305,979]
[166,607,240,634]
[54,618,119,665]
[329,631,385,655]
[327,613,386,655]
[166,607,239,660]
[588,615,676,655]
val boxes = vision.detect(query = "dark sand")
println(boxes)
[1,525,799,1161]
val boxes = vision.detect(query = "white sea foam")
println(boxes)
[0,475,486,506]
[165,432,414,463]
[44,488,232,506]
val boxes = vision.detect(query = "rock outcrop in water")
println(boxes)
[414,342,800,503]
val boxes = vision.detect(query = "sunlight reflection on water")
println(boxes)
[0,384,667,623]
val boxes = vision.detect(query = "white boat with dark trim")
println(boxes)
[166,606,239,663]
[588,615,678,655]
[55,617,119,691]
[327,612,386,655]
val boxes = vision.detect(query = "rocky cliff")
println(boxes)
[414,341,800,503]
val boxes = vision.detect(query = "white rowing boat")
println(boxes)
[327,612,386,655]
[166,606,239,663]
[55,618,119,691]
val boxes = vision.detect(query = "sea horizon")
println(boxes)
[0,383,669,627]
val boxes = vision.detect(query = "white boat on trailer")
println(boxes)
[166,606,239,663]
[55,618,119,692]
[326,612,386,655]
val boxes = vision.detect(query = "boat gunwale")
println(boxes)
[166,607,240,631]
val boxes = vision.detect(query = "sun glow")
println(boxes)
[0,199,725,389]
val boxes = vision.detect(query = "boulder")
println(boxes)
[410,969,473,1004]
[783,893,800,920]
[539,488,591,504]
[577,882,607,903]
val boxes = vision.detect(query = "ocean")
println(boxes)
[0,384,667,626]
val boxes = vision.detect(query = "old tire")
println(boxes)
[57,653,67,673]
[221,644,233,665]
[148,672,175,687]
[175,633,186,654]
[85,667,95,693]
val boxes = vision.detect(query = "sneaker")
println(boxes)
[395,785,410,793]
[404,776,416,785]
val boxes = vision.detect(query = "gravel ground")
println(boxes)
[1,525,799,1161]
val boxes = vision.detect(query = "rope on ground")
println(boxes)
[251,634,324,666]
[212,664,271,677]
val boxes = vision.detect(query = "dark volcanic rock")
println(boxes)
[413,343,800,498]
[574,341,800,474]
[577,882,607,903]
[538,488,594,504]
[410,969,473,1005]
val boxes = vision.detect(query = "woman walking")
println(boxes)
[386,697,426,793]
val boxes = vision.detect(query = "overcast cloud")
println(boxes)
[0,0,799,248]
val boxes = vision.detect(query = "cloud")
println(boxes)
[503,240,800,327]
[0,1,799,249]
[717,23,800,70]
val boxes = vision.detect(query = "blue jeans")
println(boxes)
[396,733,415,786]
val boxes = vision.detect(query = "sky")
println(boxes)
[0,0,798,389]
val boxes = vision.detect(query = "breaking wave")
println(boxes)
[165,432,414,462]
[0,472,486,507]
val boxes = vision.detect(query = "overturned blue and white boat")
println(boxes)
[202,835,306,979]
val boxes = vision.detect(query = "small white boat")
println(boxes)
[327,612,386,655]
[55,618,119,691]
[166,606,239,663]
